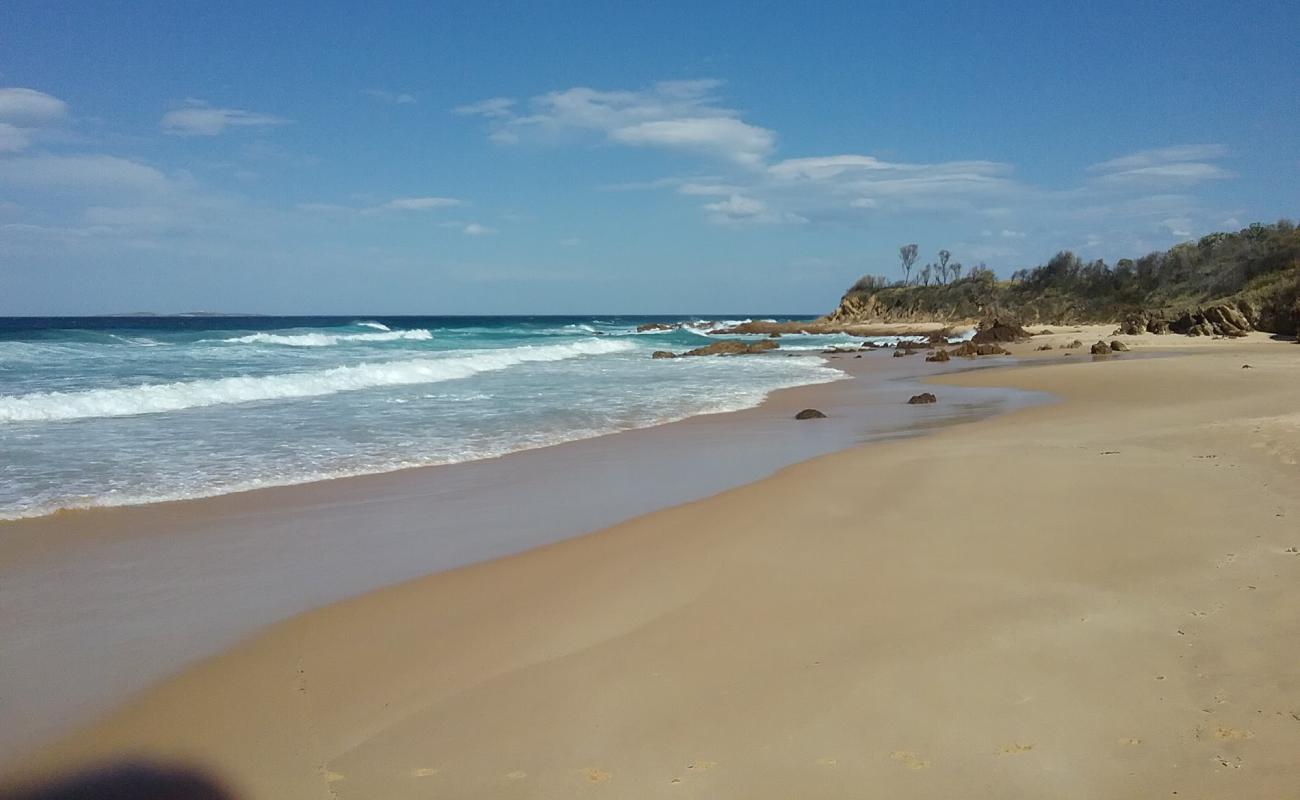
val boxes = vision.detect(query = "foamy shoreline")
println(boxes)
[0,340,1032,764]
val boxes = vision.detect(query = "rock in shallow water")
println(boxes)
[794,408,827,420]
[907,393,938,405]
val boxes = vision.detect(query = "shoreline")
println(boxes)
[7,328,1297,798]
[0,336,1037,764]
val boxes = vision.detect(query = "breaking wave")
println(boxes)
[0,339,635,423]
[220,329,433,347]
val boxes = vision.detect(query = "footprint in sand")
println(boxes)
[686,760,718,771]
[890,751,930,770]
[409,768,440,778]
[1118,737,1142,745]
[324,771,345,783]
[504,771,527,781]
[580,768,611,783]
[998,743,1034,756]
[815,757,838,766]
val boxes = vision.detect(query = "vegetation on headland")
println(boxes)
[830,221,1300,335]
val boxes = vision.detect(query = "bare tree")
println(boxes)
[899,244,919,285]
[921,264,933,286]
[938,249,951,283]
[951,262,963,281]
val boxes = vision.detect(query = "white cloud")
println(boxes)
[462,222,496,236]
[0,154,172,196]
[363,89,417,105]
[380,196,461,210]
[459,80,775,167]
[609,117,774,166]
[0,88,68,126]
[161,103,288,136]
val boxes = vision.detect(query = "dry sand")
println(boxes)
[6,328,1299,799]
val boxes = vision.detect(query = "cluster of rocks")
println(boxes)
[652,339,780,359]
[1090,340,1131,355]
[925,349,951,362]
[1114,303,1255,338]
[949,341,1010,357]
[907,392,938,405]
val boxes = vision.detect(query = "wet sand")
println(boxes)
[5,328,1299,799]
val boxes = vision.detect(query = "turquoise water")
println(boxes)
[0,315,900,520]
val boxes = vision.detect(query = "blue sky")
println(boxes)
[0,0,1295,315]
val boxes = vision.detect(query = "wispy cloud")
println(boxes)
[161,101,288,136]
[380,196,460,210]
[1088,144,1232,186]
[461,222,496,236]
[452,97,515,118]
[363,89,417,105]
[457,80,775,166]
[296,196,464,216]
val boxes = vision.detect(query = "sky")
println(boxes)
[0,0,1296,315]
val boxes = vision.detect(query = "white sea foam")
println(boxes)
[0,339,636,423]
[221,329,434,347]
[354,321,391,331]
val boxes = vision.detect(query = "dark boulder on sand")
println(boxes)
[1036,343,1054,351]
[971,317,1031,344]
[1110,340,1130,352]
[794,408,827,420]
[892,348,913,357]
[907,392,938,405]
[1066,340,1083,349]
[1091,341,1112,355]
[926,349,951,362]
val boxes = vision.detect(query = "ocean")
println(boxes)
[0,315,904,521]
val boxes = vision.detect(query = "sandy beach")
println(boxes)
[5,328,1299,799]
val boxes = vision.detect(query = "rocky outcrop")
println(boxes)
[794,408,827,420]
[907,392,938,405]
[1091,341,1112,355]
[1066,340,1083,349]
[1110,340,1130,352]
[971,317,1031,344]
[680,339,780,357]
[1169,304,1253,337]
[651,351,676,359]
[1035,344,1054,351]
[925,350,951,362]
[637,322,677,332]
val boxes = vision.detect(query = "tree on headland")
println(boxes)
[938,249,951,283]
[921,263,933,286]
[899,244,919,284]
